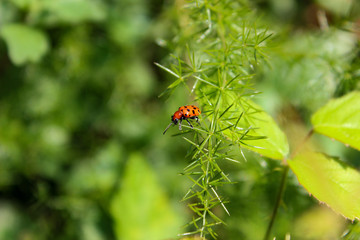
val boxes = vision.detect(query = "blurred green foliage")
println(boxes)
[0,0,360,239]
[0,0,186,239]
[111,153,183,240]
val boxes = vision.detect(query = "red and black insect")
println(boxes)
[163,105,201,134]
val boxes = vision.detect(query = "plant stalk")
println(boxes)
[264,129,314,239]
[263,165,289,240]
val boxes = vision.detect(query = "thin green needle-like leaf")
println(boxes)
[184,159,201,172]
[191,78,199,94]
[193,75,219,88]
[211,187,230,216]
[242,135,268,140]
[239,140,266,150]
[194,135,211,157]
[183,137,202,150]
[158,78,184,98]
[238,128,252,140]
[219,103,234,119]
[225,73,241,88]
[154,62,180,78]
[180,229,202,237]
[167,77,184,89]
[185,174,207,192]
[216,124,236,133]
[224,157,241,164]
[182,177,203,200]
[239,148,248,162]
[207,210,226,225]
[258,32,273,45]
[181,216,202,229]
[212,139,222,153]
[183,137,208,158]
[234,112,244,130]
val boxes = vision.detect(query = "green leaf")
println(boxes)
[45,0,106,24]
[289,151,360,220]
[224,99,289,160]
[110,153,183,240]
[1,24,49,65]
[311,91,360,151]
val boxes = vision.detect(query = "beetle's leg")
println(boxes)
[185,118,193,129]
[178,119,182,130]
[191,116,200,124]
[195,116,200,124]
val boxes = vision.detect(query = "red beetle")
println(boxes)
[163,105,201,134]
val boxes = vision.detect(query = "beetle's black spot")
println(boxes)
[186,108,190,112]
[192,110,195,114]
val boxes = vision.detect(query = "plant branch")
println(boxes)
[263,165,289,240]
[264,128,314,239]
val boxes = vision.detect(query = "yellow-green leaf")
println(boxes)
[1,24,49,65]
[110,153,183,240]
[311,91,360,151]
[289,151,360,220]
[223,99,289,160]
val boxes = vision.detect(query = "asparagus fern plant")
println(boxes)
[157,0,360,239]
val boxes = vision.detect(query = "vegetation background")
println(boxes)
[0,0,359,239]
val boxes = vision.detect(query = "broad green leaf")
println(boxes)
[1,24,49,65]
[223,99,289,160]
[110,153,183,240]
[311,91,360,151]
[44,0,106,24]
[289,151,360,220]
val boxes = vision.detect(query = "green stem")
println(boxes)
[263,165,289,240]
[291,128,314,159]
[263,129,314,240]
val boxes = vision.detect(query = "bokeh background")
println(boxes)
[0,0,359,239]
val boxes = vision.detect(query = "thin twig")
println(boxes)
[263,165,289,240]
[264,129,314,240]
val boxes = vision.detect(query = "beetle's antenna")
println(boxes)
[163,122,173,135]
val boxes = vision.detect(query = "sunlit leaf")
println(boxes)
[241,101,289,160]
[223,99,289,160]
[311,91,360,151]
[1,24,49,65]
[110,153,183,240]
[289,151,360,220]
